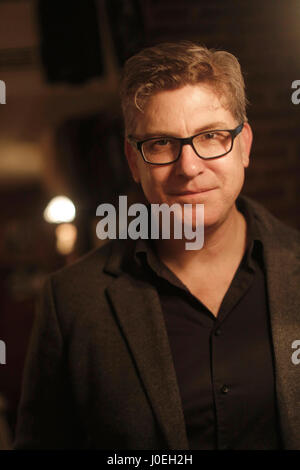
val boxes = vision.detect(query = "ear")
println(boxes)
[124,138,141,183]
[239,122,253,168]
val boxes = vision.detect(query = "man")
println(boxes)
[14,41,300,450]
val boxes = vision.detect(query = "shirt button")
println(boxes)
[214,328,221,336]
[221,384,230,394]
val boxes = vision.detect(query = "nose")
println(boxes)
[174,142,206,178]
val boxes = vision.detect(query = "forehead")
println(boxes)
[133,84,235,138]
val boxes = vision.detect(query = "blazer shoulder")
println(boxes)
[36,240,132,336]
[49,238,129,288]
[46,237,138,294]
[241,195,300,251]
[51,241,112,280]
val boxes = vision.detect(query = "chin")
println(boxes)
[199,202,225,228]
[205,200,239,230]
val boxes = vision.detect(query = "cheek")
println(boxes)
[138,166,170,202]
[212,157,246,194]
[227,162,246,198]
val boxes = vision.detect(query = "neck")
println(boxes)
[153,204,247,271]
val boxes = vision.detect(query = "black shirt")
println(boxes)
[133,198,283,449]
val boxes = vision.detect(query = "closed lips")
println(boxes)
[171,188,216,194]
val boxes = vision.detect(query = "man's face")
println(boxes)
[125,84,253,229]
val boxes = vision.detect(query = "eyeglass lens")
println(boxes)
[142,130,233,163]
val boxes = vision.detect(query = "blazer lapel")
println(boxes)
[104,238,189,450]
[263,234,300,449]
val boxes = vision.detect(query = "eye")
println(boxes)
[204,132,217,140]
[144,137,175,155]
[153,138,171,146]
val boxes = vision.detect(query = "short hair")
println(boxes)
[120,40,248,135]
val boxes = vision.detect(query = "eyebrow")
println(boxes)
[133,121,231,140]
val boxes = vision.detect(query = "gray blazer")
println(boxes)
[14,196,300,449]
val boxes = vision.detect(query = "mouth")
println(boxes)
[170,188,216,196]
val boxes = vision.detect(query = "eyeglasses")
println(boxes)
[128,122,244,165]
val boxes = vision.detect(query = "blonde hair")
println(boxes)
[120,40,248,134]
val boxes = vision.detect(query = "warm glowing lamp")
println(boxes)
[44,196,76,223]
[44,196,77,255]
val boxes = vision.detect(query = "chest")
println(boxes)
[170,260,243,317]
[182,276,234,317]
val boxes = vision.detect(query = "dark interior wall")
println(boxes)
[37,0,300,228]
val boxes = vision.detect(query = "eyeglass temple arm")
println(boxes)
[233,122,244,137]
[127,135,139,150]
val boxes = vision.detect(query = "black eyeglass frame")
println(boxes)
[128,122,244,165]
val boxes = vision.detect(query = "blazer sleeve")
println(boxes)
[13,276,84,449]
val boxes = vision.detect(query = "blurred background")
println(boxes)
[0,0,299,448]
